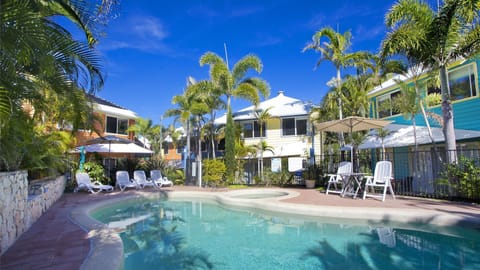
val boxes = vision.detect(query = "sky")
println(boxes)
[92,0,412,126]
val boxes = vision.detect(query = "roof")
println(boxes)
[215,91,312,124]
[359,124,480,149]
[86,93,126,110]
[86,93,137,119]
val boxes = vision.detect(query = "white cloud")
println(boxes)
[131,16,167,40]
[99,15,171,54]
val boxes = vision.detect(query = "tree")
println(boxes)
[254,107,272,182]
[382,0,480,163]
[165,79,209,185]
[0,0,116,172]
[200,51,270,181]
[185,78,225,159]
[374,128,392,160]
[304,27,368,145]
[128,117,154,148]
[164,90,195,184]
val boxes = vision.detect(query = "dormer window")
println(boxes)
[106,116,128,135]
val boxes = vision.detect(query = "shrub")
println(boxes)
[439,156,480,200]
[203,159,226,187]
[83,161,109,185]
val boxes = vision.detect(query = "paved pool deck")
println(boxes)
[1,186,479,270]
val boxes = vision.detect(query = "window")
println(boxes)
[377,90,400,118]
[106,116,128,135]
[448,64,477,101]
[242,121,265,138]
[282,118,307,136]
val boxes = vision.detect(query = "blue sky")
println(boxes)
[94,0,405,126]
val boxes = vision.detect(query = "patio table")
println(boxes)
[339,173,366,199]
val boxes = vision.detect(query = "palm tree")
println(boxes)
[0,0,114,171]
[165,79,209,185]
[185,78,226,159]
[199,51,270,181]
[0,0,107,121]
[374,128,391,160]
[254,107,272,182]
[382,0,480,163]
[164,91,195,184]
[303,27,368,145]
[127,117,154,148]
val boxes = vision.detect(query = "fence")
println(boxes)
[314,148,480,202]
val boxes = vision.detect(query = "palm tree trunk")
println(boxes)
[186,120,192,185]
[439,65,457,164]
[336,68,345,146]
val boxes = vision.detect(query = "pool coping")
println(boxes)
[69,189,480,270]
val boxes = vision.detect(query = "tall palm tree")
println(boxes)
[164,91,195,184]
[382,0,480,163]
[254,107,272,182]
[303,27,368,145]
[200,51,270,181]
[165,79,209,185]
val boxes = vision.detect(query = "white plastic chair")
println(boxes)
[116,171,139,191]
[150,169,173,187]
[363,161,395,201]
[325,161,352,195]
[133,170,158,189]
[74,172,113,193]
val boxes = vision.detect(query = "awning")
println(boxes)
[76,143,153,154]
[359,124,480,149]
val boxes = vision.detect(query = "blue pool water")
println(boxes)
[92,198,480,270]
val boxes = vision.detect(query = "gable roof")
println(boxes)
[215,91,312,124]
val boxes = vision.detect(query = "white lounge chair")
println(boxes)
[150,169,173,187]
[325,161,352,195]
[363,161,396,201]
[116,171,139,191]
[74,172,113,193]
[133,170,158,189]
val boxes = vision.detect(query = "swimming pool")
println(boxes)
[91,196,480,270]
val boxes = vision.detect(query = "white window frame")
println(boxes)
[105,115,129,135]
[447,63,478,101]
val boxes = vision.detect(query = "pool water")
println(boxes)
[92,198,480,270]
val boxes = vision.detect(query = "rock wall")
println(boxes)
[0,171,66,255]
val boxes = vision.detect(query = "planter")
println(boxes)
[305,179,316,189]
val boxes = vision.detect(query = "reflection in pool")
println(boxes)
[92,198,480,270]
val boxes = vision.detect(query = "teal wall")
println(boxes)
[369,56,480,131]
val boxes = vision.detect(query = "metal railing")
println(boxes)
[315,148,480,202]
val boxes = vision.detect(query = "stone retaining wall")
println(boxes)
[0,171,66,255]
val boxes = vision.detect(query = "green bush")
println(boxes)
[264,170,291,187]
[83,161,109,185]
[163,166,184,185]
[203,159,226,187]
[439,156,480,199]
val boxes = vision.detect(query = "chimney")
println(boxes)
[278,90,284,96]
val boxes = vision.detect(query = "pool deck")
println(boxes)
[1,186,480,269]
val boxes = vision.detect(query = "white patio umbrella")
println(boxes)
[315,116,392,134]
[315,116,392,171]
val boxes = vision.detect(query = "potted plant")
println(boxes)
[303,164,318,188]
